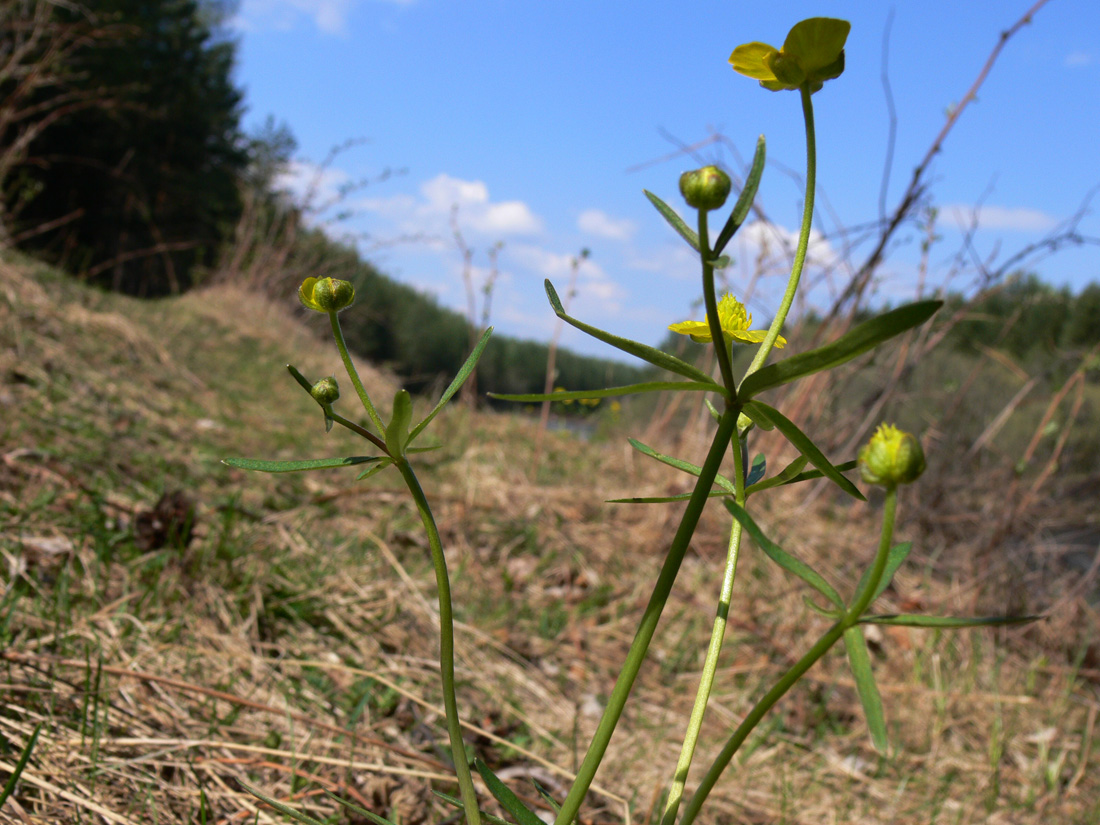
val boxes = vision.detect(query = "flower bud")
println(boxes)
[299,276,355,313]
[858,424,926,488]
[310,376,340,405]
[679,166,732,212]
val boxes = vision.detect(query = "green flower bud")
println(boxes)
[310,376,340,405]
[299,276,355,313]
[858,424,926,488]
[679,165,732,212]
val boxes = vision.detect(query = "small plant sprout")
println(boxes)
[225,16,1040,825]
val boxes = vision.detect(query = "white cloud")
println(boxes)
[942,204,1057,232]
[363,173,543,238]
[577,209,636,241]
[509,243,624,308]
[1064,51,1094,67]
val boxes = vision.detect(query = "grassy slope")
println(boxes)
[1,252,1098,824]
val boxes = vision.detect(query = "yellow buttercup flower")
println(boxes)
[730,18,850,94]
[668,294,786,348]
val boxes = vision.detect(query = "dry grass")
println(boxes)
[1,252,1098,824]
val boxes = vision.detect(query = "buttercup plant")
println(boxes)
[226,17,1038,825]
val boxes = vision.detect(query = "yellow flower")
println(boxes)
[668,294,786,348]
[730,18,850,93]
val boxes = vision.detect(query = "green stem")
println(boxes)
[329,310,387,434]
[327,410,390,454]
[679,619,846,825]
[553,407,739,825]
[744,85,817,379]
[660,433,746,825]
[847,486,897,619]
[395,459,481,825]
[680,484,901,825]
[698,209,737,394]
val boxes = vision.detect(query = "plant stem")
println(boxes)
[847,486,897,619]
[679,484,900,825]
[553,407,739,825]
[395,458,481,825]
[697,209,737,394]
[329,310,387,434]
[660,433,747,825]
[744,85,817,379]
[327,410,390,454]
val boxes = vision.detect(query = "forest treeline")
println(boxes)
[1,1,1096,401]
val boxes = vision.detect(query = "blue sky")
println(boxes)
[231,0,1099,358]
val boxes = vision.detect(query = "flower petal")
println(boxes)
[668,320,713,342]
[729,42,779,81]
[781,18,850,75]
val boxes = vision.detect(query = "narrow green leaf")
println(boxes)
[853,542,913,605]
[325,792,402,825]
[644,190,700,252]
[0,723,40,806]
[473,759,545,825]
[778,459,859,486]
[286,363,314,394]
[843,626,888,753]
[239,780,328,825]
[746,453,767,487]
[704,398,722,423]
[386,389,413,457]
[356,459,395,481]
[738,300,943,400]
[714,135,766,255]
[742,401,864,500]
[489,381,719,403]
[607,491,730,504]
[532,780,562,816]
[543,280,722,386]
[630,438,736,494]
[410,326,493,442]
[223,455,381,473]
[724,501,844,608]
[433,791,513,825]
[861,614,1043,628]
[803,595,841,618]
[745,456,809,496]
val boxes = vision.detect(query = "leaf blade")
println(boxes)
[738,301,943,400]
[473,759,545,825]
[742,401,864,499]
[410,326,493,442]
[489,381,720,403]
[386,389,413,457]
[861,614,1043,628]
[714,136,766,255]
[724,501,845,609]
[223,455,381,473]
[843,626,888,753]
[542,280,721,385]
[630,438,737,494]
[644,189,700,252]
